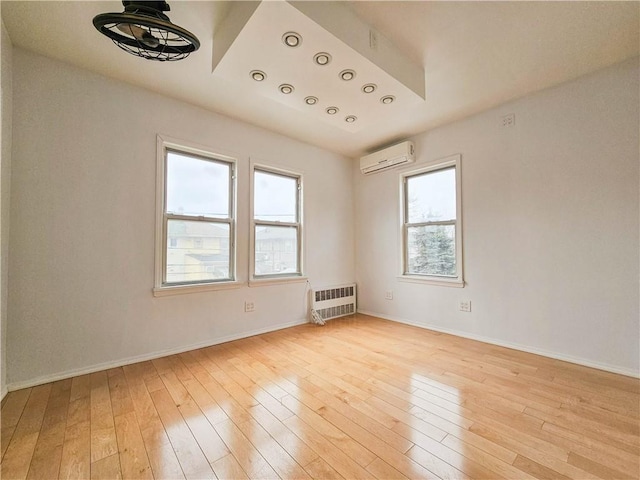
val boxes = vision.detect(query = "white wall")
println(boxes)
[1,17,13,399]
[355,57,640,376]
[8,49,355,388]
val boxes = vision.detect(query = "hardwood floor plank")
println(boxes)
[303,457,345,480]
[403,430,501,480]
[25,420,66,479]
[212,418,279,480]
[0,432,39,480]
[282,415,373,480]
[1,423,18,463]
[303,374,414,454]
[11,384,51,438]
[90,372,118,464]
[66,396,90,428]
[90,453,122,480]
[524,404,639,450]
[176,353,230,425]
[366,395,448,442]
[405,444,470,480]
[280,394,377,467]
[159,370,230,464]
[469,423,602,479]
[1,384,52,479]
[235,417,311,479]
[512,454,571,480]
[149,387,215,479]
[440,430,517,465]
[122,364,186,480]
[313,400,446,480]
[567,451,636,480]
[540,421,640,474]
[247,403,319,468]
[69,374,92,402]
[1,389,32,460]
[181,350,253,425]
[108,369,135,418]
[211,453,249,480]
[59,420,91,480]
[13,382,68,478]
[144,376,165,394]
[440,434,536,480]
[468,418,569,461]
[113,411,153,480]
[559,400,640,434]
[366,457,410,480]
[1,389,32,416]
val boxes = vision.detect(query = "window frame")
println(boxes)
[399,154,464,287]
[154,136,239,296]
[250,162,305,286]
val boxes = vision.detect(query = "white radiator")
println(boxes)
[312,283,357,321]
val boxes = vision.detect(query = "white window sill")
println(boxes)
[153,280,244,297]
[249,276,308,287]
[397,275,465,288]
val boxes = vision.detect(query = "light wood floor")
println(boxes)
[1,314,639,480]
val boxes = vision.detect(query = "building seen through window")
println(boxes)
[253,168,302,277]
[163,149,234,285]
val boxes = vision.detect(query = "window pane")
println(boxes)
[166,219,230,283]
[407,225,456,276]
[255,225,298,275]
[407,168,456,223]
[166,151,229,217]
[254,170,297,222]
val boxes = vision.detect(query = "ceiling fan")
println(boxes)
[93,1,200,62]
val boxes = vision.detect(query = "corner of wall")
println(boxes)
[0,15,14,400]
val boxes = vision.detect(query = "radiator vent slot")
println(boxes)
[312,284,356,321]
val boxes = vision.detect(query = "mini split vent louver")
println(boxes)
[312,284,357,321]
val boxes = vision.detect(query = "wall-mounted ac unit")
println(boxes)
[360,141,415,175]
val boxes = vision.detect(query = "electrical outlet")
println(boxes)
[501,113,515,127]
[459,300,471,312]
[244,301,255,313]
[385,290,393,300]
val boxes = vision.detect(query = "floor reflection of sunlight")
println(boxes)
[409,372,465,427]
[411,373,461,399]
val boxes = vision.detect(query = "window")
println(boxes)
[401,154,463,286]
[251,166,303,281]
[155,137,236,295]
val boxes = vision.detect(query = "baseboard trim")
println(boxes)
[358,309,640,378]
[7,318,309,392]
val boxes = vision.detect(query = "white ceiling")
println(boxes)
[2,1,639,158]
[212,2,427,133]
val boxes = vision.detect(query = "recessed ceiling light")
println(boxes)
[362,83,377,94]
[282,32,302,48]
[345,115,357,123]
[326,106,339,115]
[313,52,332,66]
[304,96,318,105]
[339,69,356,81]
[381,95,395,104]
[279,84,294,94]
[250,70,266,82]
